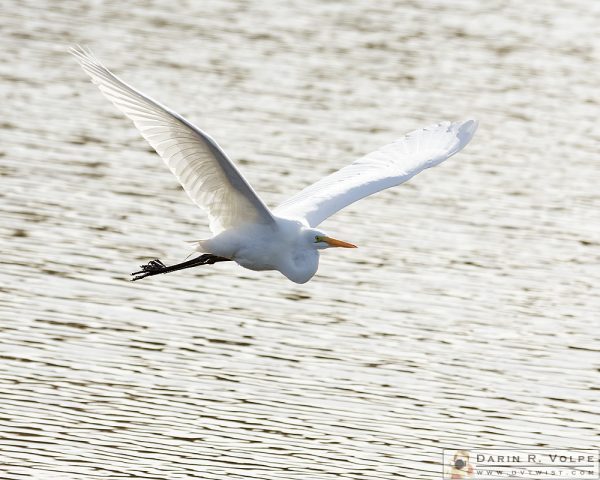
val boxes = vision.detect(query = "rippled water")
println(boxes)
[1,0,599,478]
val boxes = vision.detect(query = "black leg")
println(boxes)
[131,254,231,281]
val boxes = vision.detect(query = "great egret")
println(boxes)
[71,46,477,284]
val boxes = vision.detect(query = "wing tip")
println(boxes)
[69,44,101,68]
[69,44,87,58]
[453,118,478,148]
[459,117,478,133]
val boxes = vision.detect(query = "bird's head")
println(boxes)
[306,229,357,250]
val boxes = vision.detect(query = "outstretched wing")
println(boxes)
[71,46,275,234]
[275,120,477,227]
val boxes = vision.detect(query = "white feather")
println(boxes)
[275,120,478,227]
[71,46,275,235]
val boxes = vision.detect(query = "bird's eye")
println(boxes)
[314,235,321,242]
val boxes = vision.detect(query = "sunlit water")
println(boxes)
[1,0,599,478]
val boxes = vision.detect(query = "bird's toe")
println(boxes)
[148,259,166,270]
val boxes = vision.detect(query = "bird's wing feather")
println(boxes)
[71,46,275,234]
[275,120,477,227]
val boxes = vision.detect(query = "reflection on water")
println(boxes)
[1,0,599,478]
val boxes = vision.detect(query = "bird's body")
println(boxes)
[200,218,321,283]
[72,46,478,284]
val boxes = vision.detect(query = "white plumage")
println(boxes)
[275,120,477,226]
[71,46,273,235]
[72,46,478,284]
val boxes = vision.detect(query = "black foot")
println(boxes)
[130,255,231,281]
[131,259,168,281]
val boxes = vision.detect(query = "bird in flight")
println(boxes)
[72,46,477,284]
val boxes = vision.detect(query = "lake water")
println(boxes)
[1,0,599,478]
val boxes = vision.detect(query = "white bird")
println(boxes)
[71,46,477,284]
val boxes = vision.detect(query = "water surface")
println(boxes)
[1,0,599,478]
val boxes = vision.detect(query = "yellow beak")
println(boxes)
[323,236,357,248]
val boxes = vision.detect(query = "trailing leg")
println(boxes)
[131,254,231,281]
